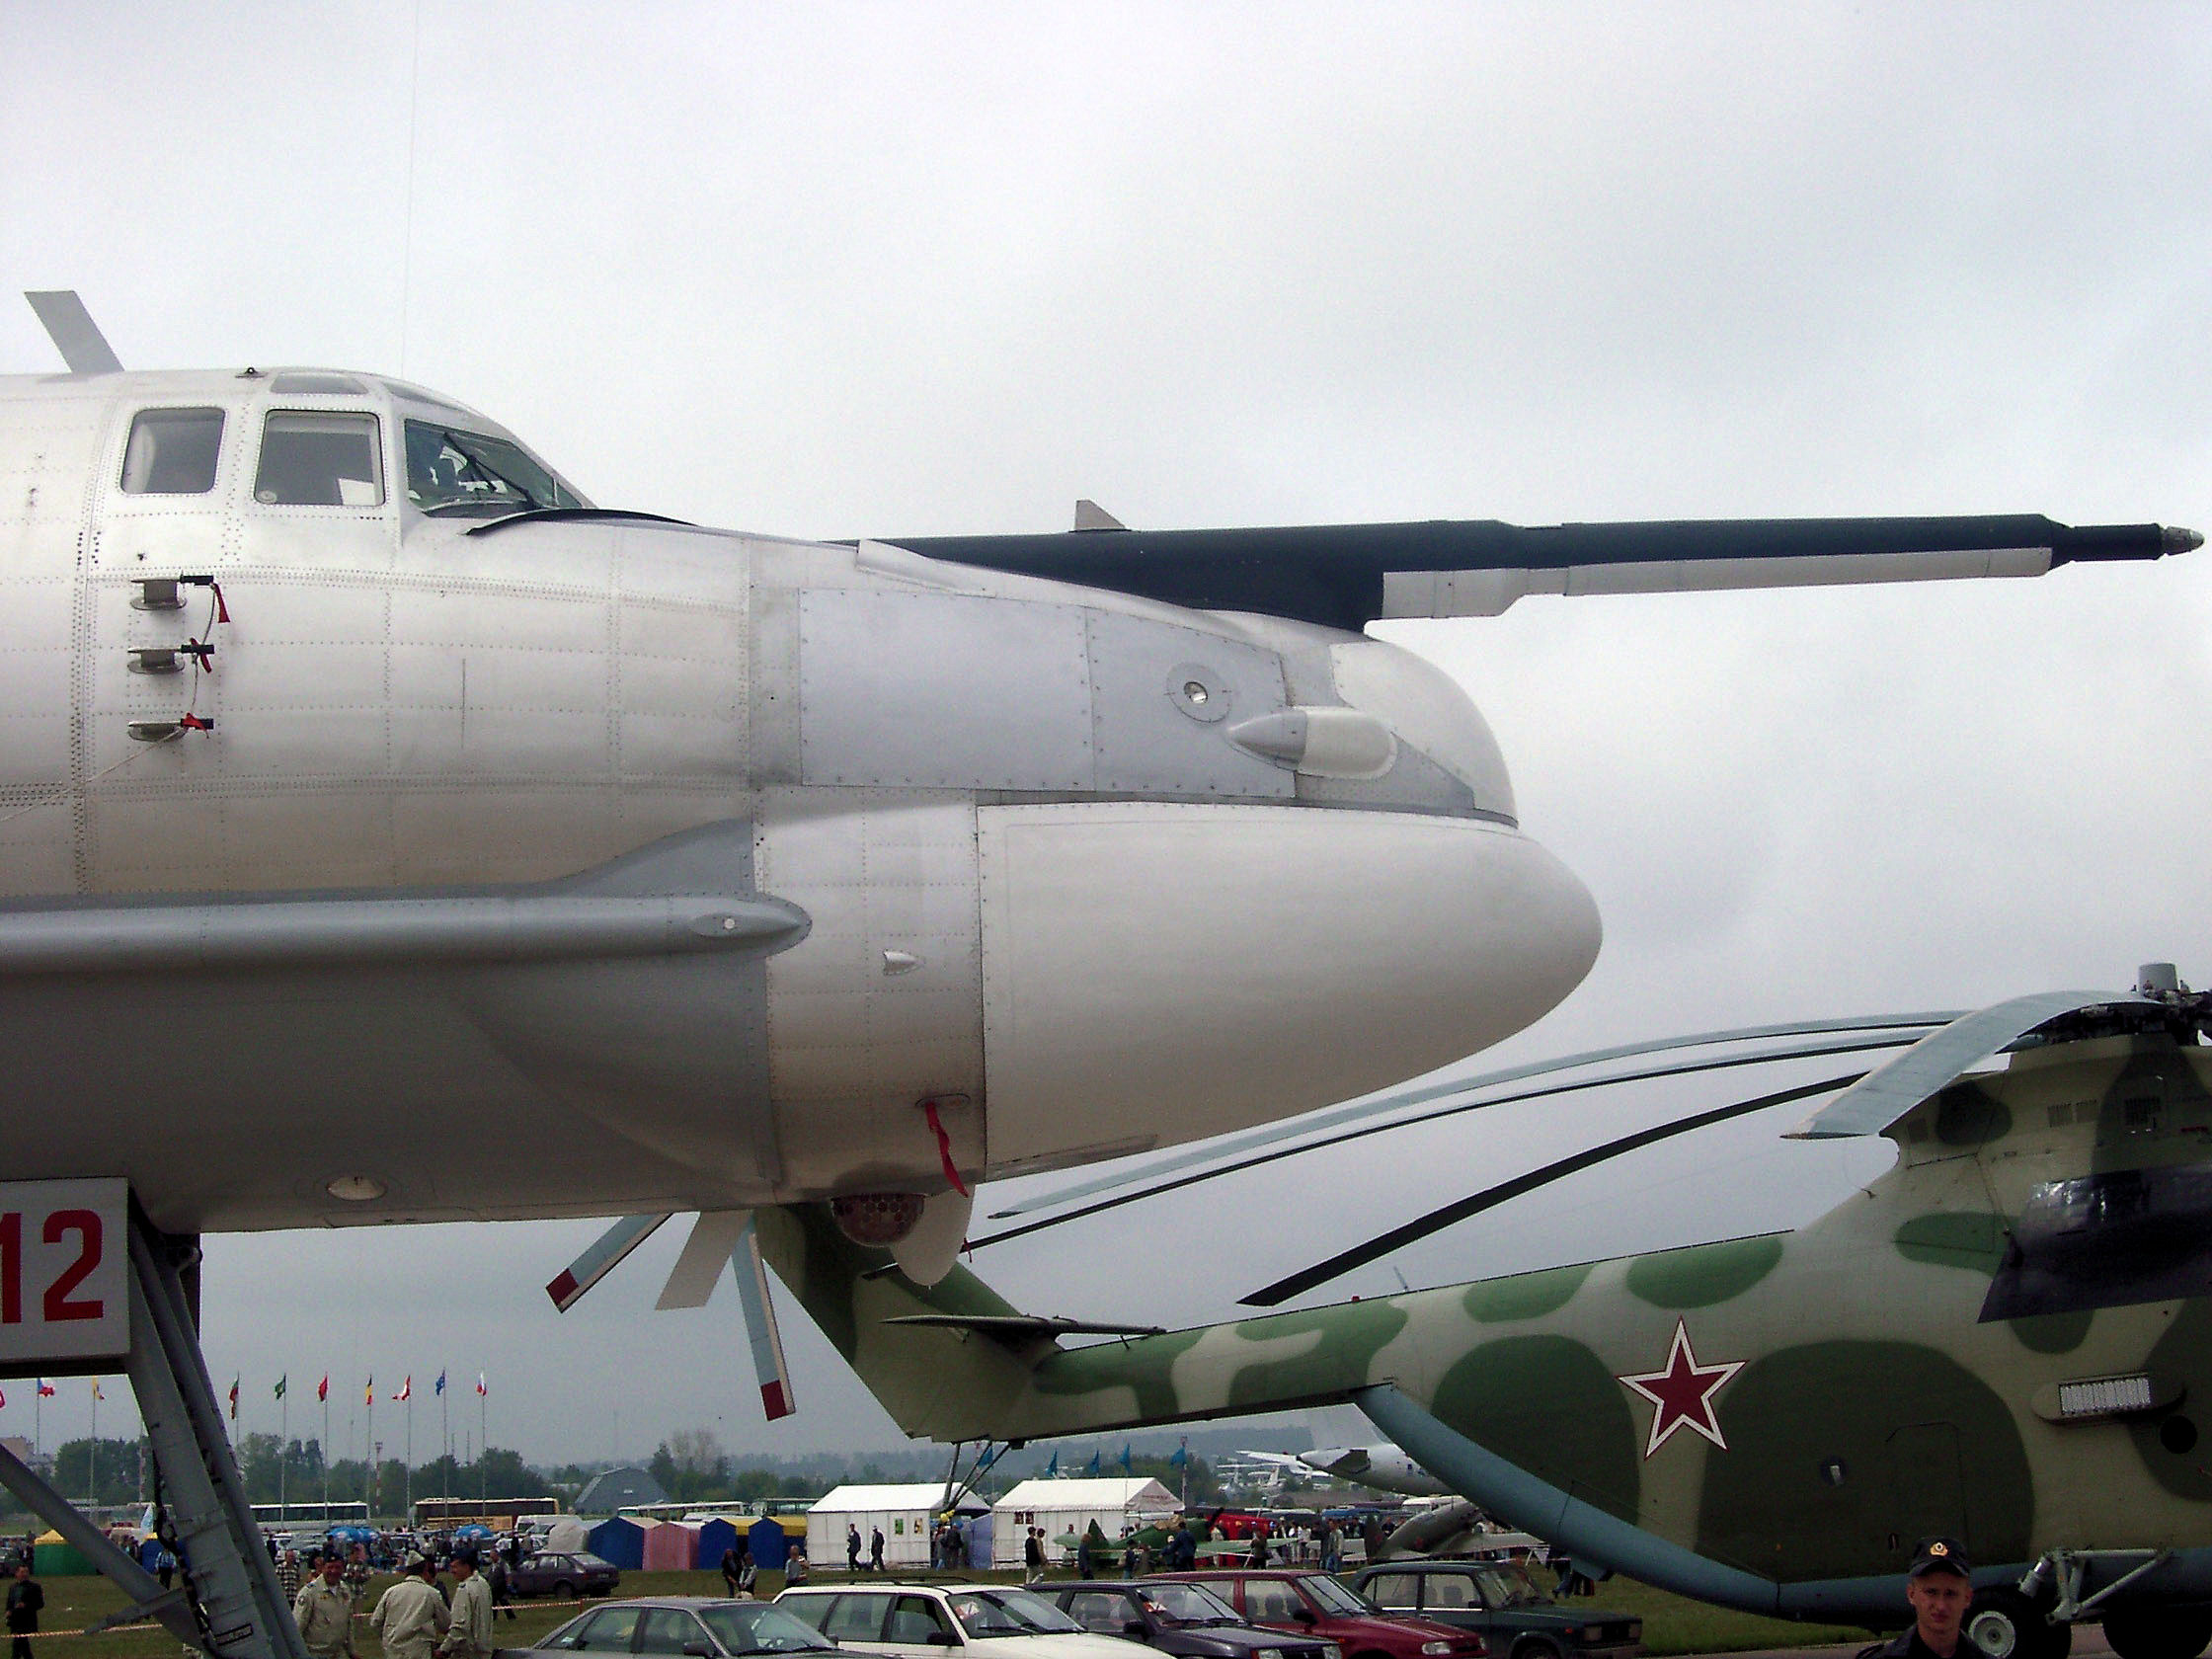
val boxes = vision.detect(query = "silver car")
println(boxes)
[523,1597,838,1658]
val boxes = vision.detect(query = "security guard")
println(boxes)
[438,1550,494,1659]
[369,1555,451,1659]
[1865,1538,1974,1659]
[293,1554,357,1659]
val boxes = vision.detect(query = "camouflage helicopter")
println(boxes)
[747,966,2212,1659]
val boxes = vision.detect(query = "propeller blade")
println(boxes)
[1239,1070,1864,1308]
[655,1210,751,1309]
[966,1031,1926,1253]
[545,1213,671,1311]
[731,1214,796,1420]
[988,1011,1959,1221]
[1787,989,2152,1140]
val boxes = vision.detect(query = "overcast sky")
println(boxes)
[3,2,2209,1471]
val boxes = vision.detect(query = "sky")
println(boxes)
[2,2,2210,1470]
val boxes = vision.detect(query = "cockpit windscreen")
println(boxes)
[405,419,588,516]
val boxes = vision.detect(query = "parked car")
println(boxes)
[1036,1579,1343,1659]
[776,1582,1158,1659]
[1348,1565,1637,1659]
[508,1550,623,1600]
[1143,1571,1485,1659]
[521,1597,836,1657]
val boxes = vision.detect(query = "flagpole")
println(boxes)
[279,1382,289,1523]
[87,1379,97,1507]
[322,1382,331,1516]
[365,1383,375,1522]
[404,1388,413,1524]
[478,1380,487,1507]
[440,1375,449,1506]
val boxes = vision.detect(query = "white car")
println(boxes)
[776,1584,1149,1659]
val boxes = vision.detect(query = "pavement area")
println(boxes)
[1673,1633,2114,1659]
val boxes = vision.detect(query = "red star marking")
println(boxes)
[1617,1319,1745,1458]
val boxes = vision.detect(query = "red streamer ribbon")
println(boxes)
[922,1099,969,1197]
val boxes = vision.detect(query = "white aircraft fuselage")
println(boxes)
[0,364,1600,1236]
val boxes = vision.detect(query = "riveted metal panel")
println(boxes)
[1084,611,1294,798]
[797,589,1093,790]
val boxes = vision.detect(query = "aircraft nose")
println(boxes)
[976,803,1600,1176]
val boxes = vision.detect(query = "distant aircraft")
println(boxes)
[1235,1445,1451,1497]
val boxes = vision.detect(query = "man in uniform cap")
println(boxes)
[293,1554,358,1659]
[370,1555,451,1659]
[1865,1538,1975,1659]
[438,1550,494,1659]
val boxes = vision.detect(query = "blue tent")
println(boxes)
[746,1516,789,1571]
[694,1518,742,1570]
[587,1516,648,1570]
[959,1515,991,1571]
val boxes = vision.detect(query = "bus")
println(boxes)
[249,1500,372,1530]
[412,1496,560,1528]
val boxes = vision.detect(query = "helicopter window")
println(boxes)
[120,408,224,495]
[404,419,584,517]
[1982,1159,2212,1321]
[254,411,384,507]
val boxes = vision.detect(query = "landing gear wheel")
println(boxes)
[2101,1608,2212,1659]
[1967,1589,2068,1659]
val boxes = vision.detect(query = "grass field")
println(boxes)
[14,1565,1874,1659]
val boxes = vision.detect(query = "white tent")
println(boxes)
[991,1477,1178,1569]
[807,1484,985,1570]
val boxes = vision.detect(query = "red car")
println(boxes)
[1145,1573,1486,1659]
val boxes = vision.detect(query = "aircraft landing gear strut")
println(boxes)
[0,1206,309,1659]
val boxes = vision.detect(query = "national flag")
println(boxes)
[475,1374,487,1397]
[317,1375,329,1403]
[1169,1441,1189,1468]
[1084,1449,1101,1475]
[274,1376,286,1400]
[364,1377,373,1406]
[394,1376,411,1402]
[37,1380,55,1398]
[91,1379,104,1401]
[1043,1451,1059,1478]
[228,1377,240,1420]
[0,1387,8,1409]
[434,1371,446,1397]
[1119,1444,1133,1474]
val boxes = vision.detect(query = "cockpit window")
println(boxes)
[404,420,584,517]
[121,408,224,495]
[255,411,384,507]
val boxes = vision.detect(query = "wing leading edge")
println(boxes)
[879,514,2199,631]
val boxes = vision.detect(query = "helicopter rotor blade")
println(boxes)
[1238,1071,1865,1308]
[1787,989,2153,1140]
[987,1011,1960,1222]
[545,1213,671,1311]
[965,1031,1928,1253]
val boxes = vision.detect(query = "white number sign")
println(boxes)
[0,1180,129,1368]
